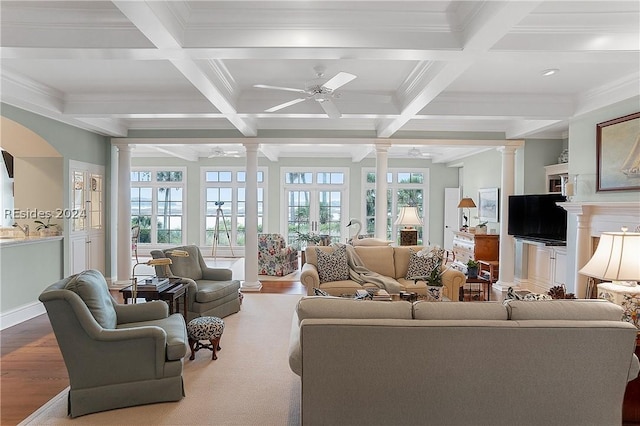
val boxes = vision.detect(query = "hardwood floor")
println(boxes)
[0,280,305,426]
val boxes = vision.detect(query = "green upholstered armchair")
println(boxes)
[151,245,241,321]
[39,270,188,418]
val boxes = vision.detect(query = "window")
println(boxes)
[363,169,428,243]
[131,169,185,245]
[282,168,348,246]
[202,168,266,247]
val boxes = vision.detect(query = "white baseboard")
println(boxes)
[1,301,46,330]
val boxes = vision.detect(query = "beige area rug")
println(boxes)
[20,294,302,426]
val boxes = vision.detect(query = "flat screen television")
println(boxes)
[508,194,567,245]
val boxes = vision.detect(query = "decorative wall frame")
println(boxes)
[478,187,499,222]
[596,112,640,192]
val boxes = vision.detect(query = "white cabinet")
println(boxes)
[526,243,567,293]
[69,161,105,274]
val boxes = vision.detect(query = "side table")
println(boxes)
[121,278,188,319]
[459,275,492,301]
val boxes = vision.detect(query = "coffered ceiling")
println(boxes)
[1,1,638,162]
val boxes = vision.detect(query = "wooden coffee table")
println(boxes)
[121,278,188,318]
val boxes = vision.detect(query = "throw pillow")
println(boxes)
[314,287,330,296]
[316,245,349,283]
[503,286,553,305]
[406,247,443,279]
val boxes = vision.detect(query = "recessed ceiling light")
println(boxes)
[542,69,559,76]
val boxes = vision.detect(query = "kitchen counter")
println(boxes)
[0,235,64,247]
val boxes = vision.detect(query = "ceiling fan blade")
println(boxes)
[319,99,341,119]
[253,84,307,94]
[265,98,306,113]
[322,72,356,91]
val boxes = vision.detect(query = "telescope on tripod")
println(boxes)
[211,201,235,258]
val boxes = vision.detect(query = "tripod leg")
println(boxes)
[212,210,221,258]
[220,211,235,257]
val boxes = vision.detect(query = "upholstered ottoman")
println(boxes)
[186,316,225,360]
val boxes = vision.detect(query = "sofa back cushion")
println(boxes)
[64,269,117,329]
[393,246,422,278]
[296,296,413,322]
[354,246,396,277]
[413,301,508,320]
[506,299,623,321]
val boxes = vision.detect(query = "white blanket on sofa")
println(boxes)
[343,244,402,293]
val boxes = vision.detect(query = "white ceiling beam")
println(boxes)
[258,145,279,162]
[4,47,638,64]
[505,120,564,139]
[111,1,256,137]
[351,145,374,163]
[152,145,199,162]
[377,1,543,138]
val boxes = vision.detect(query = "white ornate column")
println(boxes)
[116,144,132,285]
[242,143,262,291]
[494,145,517,291]
[375,142,390,240]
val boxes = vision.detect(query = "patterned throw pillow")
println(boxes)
[313,287,330,296]
[316,246,350,283]
[406,247,443,279]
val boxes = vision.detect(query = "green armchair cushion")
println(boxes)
[117,315,188,361]
[64,270,117,329]
[195,280,240,303]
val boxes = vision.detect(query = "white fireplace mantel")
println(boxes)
[559,201,640,298]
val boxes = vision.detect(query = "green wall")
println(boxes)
[0,103,112,282]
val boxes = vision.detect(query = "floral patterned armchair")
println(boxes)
[258,233,299,276]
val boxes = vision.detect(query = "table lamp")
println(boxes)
[395,206,423,229]
[579,228,640,287]
[457,197,476,230]
[131,258,173,303]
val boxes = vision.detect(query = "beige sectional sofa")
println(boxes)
[288,296,640,426]
[300,245,466,300]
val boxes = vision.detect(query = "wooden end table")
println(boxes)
[121,278,188,319]
[459,275,492,301]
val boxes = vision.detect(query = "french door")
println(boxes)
[282,169,348,247]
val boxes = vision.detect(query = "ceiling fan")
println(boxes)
[208,146,241,158]
[253,66,357,119]
[408,147,431,159]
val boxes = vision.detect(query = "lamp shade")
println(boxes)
[394,206,423,227]
[457,198,476,208]
[579,231,640,282]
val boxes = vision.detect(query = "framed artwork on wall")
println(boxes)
[478,188,499,222]
[596,112,640,192]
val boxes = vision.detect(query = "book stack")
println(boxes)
[372,289,392,301]
[136,277,171,292]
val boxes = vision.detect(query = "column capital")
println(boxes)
[375,141,391,152]
[243,142,259,153]
[116,144,134,152]
[497,145,518,155]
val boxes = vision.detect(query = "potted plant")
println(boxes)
[295,231,322,264]
[466,259,479,278]
[34,218,61,237]
[424,257,445,301]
